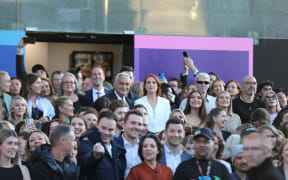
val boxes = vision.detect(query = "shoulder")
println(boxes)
[85,89,93,95]
[135,96,147,104]
[158,163,173,174]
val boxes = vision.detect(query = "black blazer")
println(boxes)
[104,90,135,109]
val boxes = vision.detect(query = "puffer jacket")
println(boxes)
[30,144,79,180]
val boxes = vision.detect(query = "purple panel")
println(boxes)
[135,49,249,84]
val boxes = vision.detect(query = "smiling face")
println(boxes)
[62,75,76,93]
[91,67,105,88]
[189,92,203,109]
[213,110,227,129]
[41,80,51,96]
[0,136,18,159]
[114,75,130,98]
[212,81,225,96]
[123,114,142,140]
[226,81,239,96]
[193,136,214,160]
[216,92,231,108]
[165,123,185,147]
[97,117,116,145]
[71,117,86,138]
[12,99,27,118]
[142,137,159,162]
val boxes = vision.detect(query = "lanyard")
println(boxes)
[196,159,212,180]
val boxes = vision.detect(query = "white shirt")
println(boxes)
[92,88,105,102]
[106,143,112,157]
[179,95,216,114]
[270,113,278,124]
[135,96,171,133]
[122,134,141,179]
[164,144,182,174]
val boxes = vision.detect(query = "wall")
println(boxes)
[25,42,122,78]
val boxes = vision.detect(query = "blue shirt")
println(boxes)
[27,96,55,120]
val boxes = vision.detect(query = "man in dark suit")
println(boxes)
[85,66,111,107]
[105,72,137,109]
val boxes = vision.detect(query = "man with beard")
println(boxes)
[114,110,143,179]
[231,144,249,180]
[173,128,231,180]
[159,118,192,173]
[232,76,266,124]
[109,100,128,135]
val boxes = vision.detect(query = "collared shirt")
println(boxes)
[122,134,141,179]
[179,95,216,114]
[114,91,130,110]
[92,88,105,102]
[106,143,112,157]
[164,144,182,174]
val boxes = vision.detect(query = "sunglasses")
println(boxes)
[264,95,276,101]
[196,81,210,85]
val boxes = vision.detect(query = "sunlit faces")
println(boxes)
[91,67,105,87]
[97,117,116,145]
[233,152,248,172]
[260,85,272,98]
[59,99,74,118]
[114,76,130,97]
[216,92,231,108]
[241,76,257,96]
[135,107,148,136]
[123,114,142,140]
[0,136,18,159]
[193,136,214,159]
[62,75,76,93]
[212,81,225,96]
[195,76,210,94]
[213,110,227,129]
[263,92,277,108]
[226,81,239,96]
[165,124,185,147]
[281,143,288,164]
[71,117,87,138]
[18,136,26,157]
[114,107,128,129]
[145,77,158,95]
[41,80,51,96]
[142,138,159,162]
[243,136,268,168]
[0,74,11,93]
[30,77,42,95]
[29,132,47,152]
[277,92,288,108]
[10,78,21,95]
[260,129,277,149]
[62,132,76,156]
[83,113,97,128]
[11,99,27,118]
[189,92,202,109]
[52,73,63,90]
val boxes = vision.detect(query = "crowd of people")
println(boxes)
[0,41,288,180]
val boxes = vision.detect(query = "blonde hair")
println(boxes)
[8,96,30,124]
[262,91,281,112]
[216,91,233,116]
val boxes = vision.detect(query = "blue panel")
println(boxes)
[0,30,25,77]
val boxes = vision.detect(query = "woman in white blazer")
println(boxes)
[135,74,171,133]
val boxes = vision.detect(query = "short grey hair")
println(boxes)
[114,72,130,83]
[49,124,74,146]
[196,72,210,81]
[0,71,8,83]
[58,72,83,96]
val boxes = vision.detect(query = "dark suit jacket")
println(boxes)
[85,88,112,107]
[159,144,192,166]
[104,90,136,109]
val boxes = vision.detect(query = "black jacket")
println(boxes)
[77,126,126,180]
[247,157,284,180]
[104,90,138,109]
[30,144,79,180]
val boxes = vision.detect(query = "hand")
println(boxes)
[93,143,105,159]
[23,124,37,132]
[18,37,27,49]
[39,116,49,123]
[183,57,194,69]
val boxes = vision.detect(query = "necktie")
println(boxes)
[96,91,101,99]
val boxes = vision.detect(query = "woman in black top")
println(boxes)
[0,129,30,180]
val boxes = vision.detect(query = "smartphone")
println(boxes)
[25,118,34,126]
[23,37,36,44]
[158,73,164,80]
[183,51,188,57]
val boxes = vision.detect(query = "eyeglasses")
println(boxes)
[63,81,75,85]
[196,81,210,85]
[264,95,276,101]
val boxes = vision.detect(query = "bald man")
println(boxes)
[232,76,266,124]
